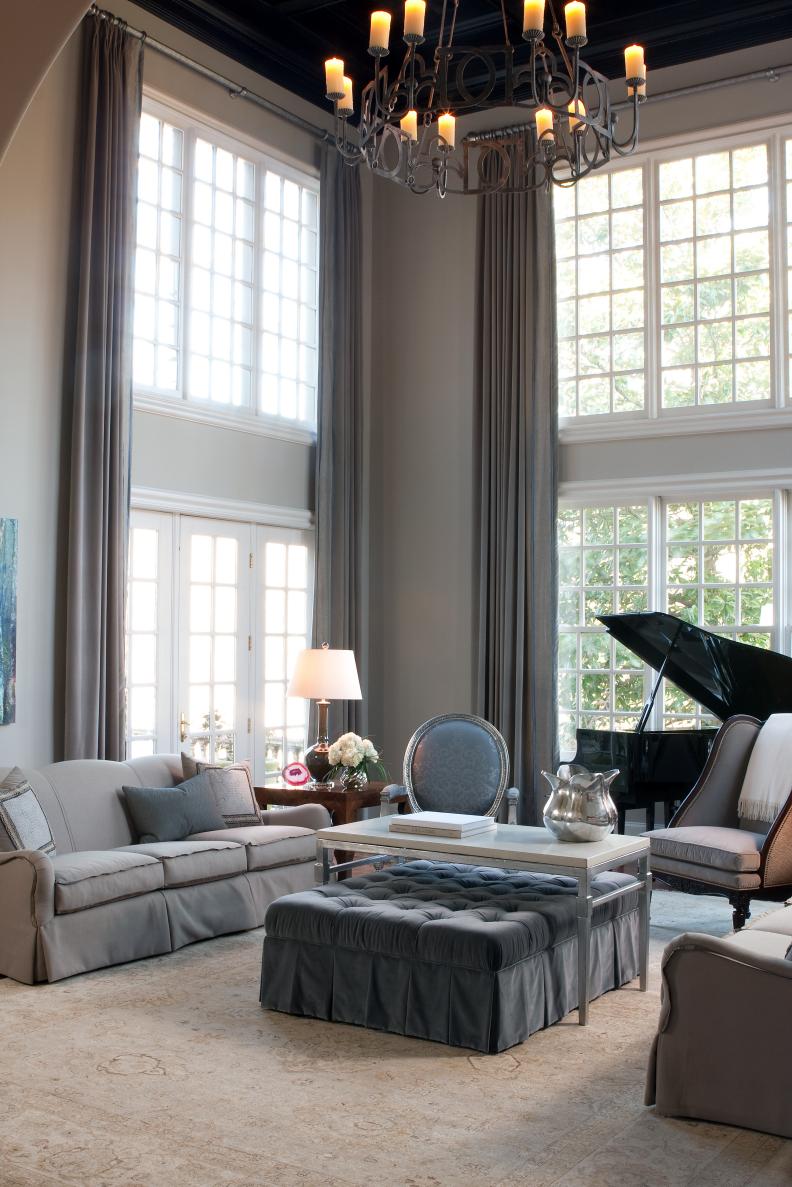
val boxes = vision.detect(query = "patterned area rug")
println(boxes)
[0,890,790,1187]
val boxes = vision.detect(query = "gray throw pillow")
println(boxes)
[123,774,227,843]
[180,755,260,827]
[0,768,56,855]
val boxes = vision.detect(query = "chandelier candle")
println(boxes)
[625,44,646,84]
[369,11,391,55]
[339,76,354,115]
[404,0,426,42]
[535,106,555,143]
[565,1,587,45]
[324,57,344,99]
[522,0,545,40]
[324,1,647,195]
[568,97,585,132]
[400,109,418,140]
[438,113,456,149]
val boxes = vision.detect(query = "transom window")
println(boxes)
[133,100,320,429]
[555,168,646,418]
[554,125,792,429]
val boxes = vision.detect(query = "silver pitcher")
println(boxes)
[541,764,620,843]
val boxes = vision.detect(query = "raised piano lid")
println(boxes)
[597,611,792,723]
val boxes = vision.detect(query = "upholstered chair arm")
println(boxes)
[0,849,55,984]
[506,787,519,825]
[259,804,332,831]
[671,715,761,828]
[760,794,792,889]
[380,784,407,816]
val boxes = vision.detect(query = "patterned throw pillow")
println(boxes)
[0,768,56,855]
[180,755,260,827]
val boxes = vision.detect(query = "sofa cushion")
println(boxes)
[52,850,163,914]
[0,768,56,855]
[181,755,259,827]
[645,825,764,872]
[725,929,792,962]
[188,825,315,871]
[746,905,792,940]
[118,839,246,887]
[645,854,761,891]
[122,775,226,843]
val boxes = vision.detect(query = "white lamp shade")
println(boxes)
[287,647,362,701]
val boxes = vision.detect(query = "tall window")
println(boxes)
[133,102,320,429]
[558,503,649,755]
[260,537,311,774]
[553,127,790,426]
[557,493,781,755]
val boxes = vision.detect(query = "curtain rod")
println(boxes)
[464,62,792,145]
[89,4,329,142]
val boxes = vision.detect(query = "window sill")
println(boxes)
[133,391,317,447]
[559,404,792,445]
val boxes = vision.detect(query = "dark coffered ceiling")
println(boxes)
[132,0,792,110]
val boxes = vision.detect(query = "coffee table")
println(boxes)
[314,816,651,1025]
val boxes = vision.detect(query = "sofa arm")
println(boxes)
[0,850,55,984]
[380,784,407,816]
[259,804,331,831]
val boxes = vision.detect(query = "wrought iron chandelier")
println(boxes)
[323,0,647,196]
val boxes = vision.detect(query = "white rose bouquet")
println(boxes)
[326,732,387,787]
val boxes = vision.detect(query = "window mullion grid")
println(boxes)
[179,127,196,404]
[251,160,264,418]
[645,159,660,422]
[770,131,787,410]
[647,494,664,730]
[775,488,789,656]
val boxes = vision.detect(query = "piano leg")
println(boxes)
[618,807,626,835]
[646,803,655,831]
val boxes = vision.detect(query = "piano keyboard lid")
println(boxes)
[597,611,792,723]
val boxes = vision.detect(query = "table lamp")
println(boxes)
[287,642,362,781]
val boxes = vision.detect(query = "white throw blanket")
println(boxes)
[738,714,792,824]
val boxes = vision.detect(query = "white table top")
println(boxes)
[316,816,648,869]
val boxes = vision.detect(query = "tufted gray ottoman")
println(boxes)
[259,861,640,1052]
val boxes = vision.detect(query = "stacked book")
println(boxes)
[388,811,497,839]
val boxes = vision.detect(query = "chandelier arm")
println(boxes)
[610,96,641,155]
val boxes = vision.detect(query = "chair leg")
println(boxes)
[728,891,752,931]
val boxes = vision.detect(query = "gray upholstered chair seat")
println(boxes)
[188,825,316,871]
[645,855,761,891]
[118,839,246,886]
[744,907,792,940]
[51,850,164,914]
[646,825,764,872]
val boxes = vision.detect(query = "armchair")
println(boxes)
[645,715,792,930]
[379,713,520,824]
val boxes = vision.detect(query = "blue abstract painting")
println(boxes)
[0,518,17,726]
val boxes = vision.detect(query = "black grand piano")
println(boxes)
[572,612,792,832]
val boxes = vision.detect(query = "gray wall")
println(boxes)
[0,33,81,767]
[368,38,792,772]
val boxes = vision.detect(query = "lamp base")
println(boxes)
[305,699,332,782]
[304,740,331,783]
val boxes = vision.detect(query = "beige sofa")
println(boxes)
[646,900,792,1138]
[0,754,329,984]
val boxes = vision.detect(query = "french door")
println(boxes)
[177,517,252,765]
[126,509,312,782]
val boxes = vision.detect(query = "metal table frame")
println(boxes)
[315,833,651,1026]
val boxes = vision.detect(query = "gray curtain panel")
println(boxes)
[63,14,143,760]
[475,174,558,823]
[313,146,366,737]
